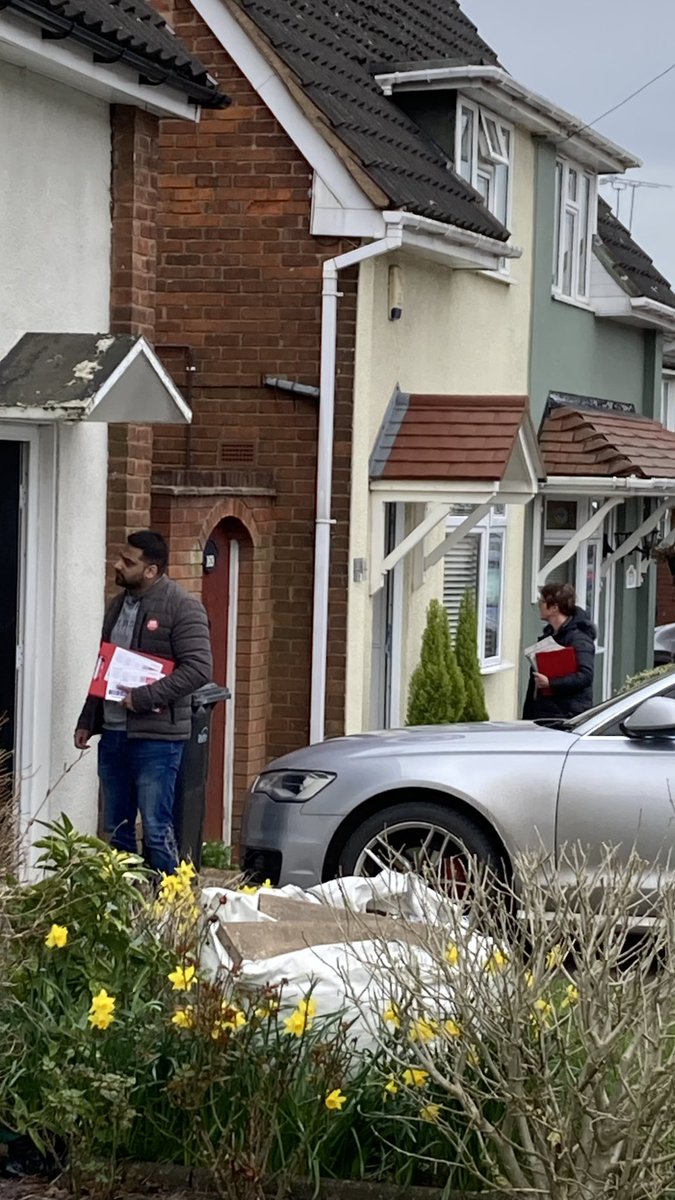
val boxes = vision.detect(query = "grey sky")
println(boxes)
[461,0,675,283]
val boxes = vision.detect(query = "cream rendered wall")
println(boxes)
[346,127,535,732]
[0,60,111,834]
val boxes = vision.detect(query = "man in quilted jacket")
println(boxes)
[74,530,213,873]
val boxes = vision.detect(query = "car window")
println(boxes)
[591,683,675,737]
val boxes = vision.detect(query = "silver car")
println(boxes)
[240,672,675,892]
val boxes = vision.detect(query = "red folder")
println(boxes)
[89,641,175,699]
[535,646,577,697]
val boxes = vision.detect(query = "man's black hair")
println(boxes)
[128,530,169,574]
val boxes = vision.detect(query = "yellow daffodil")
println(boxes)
[410,1017,440,1043]
[467,1044,480,1067]
[445,943,459,966]
[255,999,280,1019]
[45,924,68,949]
[220,1007,247,1032]
[545,945,564,970]
[420,1103,442,1124]
[88,988,116,1030]
[284,1007,313,1037]
[532,997,555,1028]
[239,884,259,895]
[524,970,535,990]
[485,948,508,973]
[444,1018,462,1039]
[171,1006,195,1029]
[402,1068,429,1089]
[383,1002,401,1028]
[298,996,317,1018]
[384,1077,399,1096]
[561,983,579,1008]
[168,964,197,992]
[262,878,273,889]
[176,859,196,885]
[325,1088,346,1111]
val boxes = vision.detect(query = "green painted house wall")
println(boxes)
[522,141,663,703]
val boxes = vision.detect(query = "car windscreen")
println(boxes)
[562,670,675,732]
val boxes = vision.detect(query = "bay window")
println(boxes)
[443,505,507,669]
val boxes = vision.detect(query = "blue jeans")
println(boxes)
[98,731,184,874]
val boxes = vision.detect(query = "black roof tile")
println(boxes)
[597,197,675,310]
[5,0,228,108]
[232,0,508,238]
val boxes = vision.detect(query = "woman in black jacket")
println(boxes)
[522,582,597,721]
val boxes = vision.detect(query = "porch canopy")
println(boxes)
[369,391,543,595]
[0,333,191,424]
[535,396,675,593]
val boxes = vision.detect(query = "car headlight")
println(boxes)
[252,769,336,803]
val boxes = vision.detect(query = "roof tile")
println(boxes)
[597,197,675,310]
[540,406,675,478]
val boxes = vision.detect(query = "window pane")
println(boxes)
[542,544,576,587]
[484,531,504,659]
[476,169,491,204]
[568,168,578,202]
[443,532,480,640]
[546,500,578,531]
[459,107,474,181]
[577,175,591,296]
[561,209,576,295]
[494,160,509,225]
[553,161,563,286]
[586,542,598,618]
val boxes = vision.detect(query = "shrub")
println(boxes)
[455,591,489,721]
[406,599,465,725]
[617,663,675,694]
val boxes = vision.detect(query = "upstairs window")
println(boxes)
[553,158,595,302]
[456,99,512,227]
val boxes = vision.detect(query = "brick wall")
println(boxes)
[152,0,357,825]
[657,560,675,627]
[107,105,159,587]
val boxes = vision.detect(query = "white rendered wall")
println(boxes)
[0,58,111,834]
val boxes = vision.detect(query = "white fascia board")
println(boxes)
[375,66,639,174]
[593,295,675,334]
[191,0,373,211]
[310,175,384,237]
[0,11,198,120]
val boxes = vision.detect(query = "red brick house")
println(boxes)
[143,0,523,849]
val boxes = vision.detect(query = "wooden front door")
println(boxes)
[201,523,231,841]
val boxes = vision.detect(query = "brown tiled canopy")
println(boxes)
[370,394,529,482]
[540,406,675,478]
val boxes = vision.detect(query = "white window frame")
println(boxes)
[444,505,507,671]
[455,97,513,234]
[661,372,675,431]
[553,157,596,304]
[541,497,605,670]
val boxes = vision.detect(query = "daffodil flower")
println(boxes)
[532,997,555,1028]
[485,948,508,973]
[444,1018,462,1039]
[402,1068,429,1089]
[384,1077,399,1096]
[545,944,564,970]
[561,983,579,1008]
[383,1002,401,1028]
[410,1017,440,1043]
[171,1006,195,1029]
[445,943,459,966]
[88,988,116,1030]
[325,1088,346,1111]
[168,964,197,992]
[420,1103,441,1124]
[45,924,68,949]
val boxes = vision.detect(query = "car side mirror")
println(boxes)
[621,696,675,739]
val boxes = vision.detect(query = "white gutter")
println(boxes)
[542,475,675,497]
[394,210,521,259]
[310,216,405,744]
[374,65,639,174]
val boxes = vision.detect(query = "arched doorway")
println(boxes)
[201,519,243,844]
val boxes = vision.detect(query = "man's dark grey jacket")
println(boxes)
[78,575,213,740]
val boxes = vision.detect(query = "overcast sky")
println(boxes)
[461,0,675,282]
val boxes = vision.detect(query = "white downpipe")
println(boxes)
[310,220,404,744]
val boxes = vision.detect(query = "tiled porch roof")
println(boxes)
[370,393,529,481]
[540,405,675,478]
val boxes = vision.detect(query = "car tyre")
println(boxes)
[337,800,506,883]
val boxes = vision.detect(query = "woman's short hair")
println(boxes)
[539,582,576,617]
